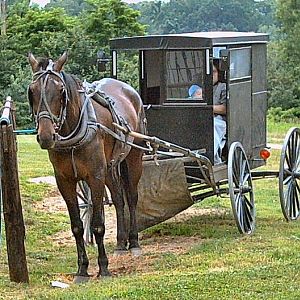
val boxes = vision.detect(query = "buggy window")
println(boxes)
[230,48,251,80]
[166,50,205,101]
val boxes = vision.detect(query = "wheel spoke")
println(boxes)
[284,178,293,198]
[290,185,295,219]
[233,156,240,184]
[239,151,244,182]
[285,182,293,214]
[244,194,254,210]
[77,191,88,204]
[295,154,300,171]
[81,208,88,219]
[295,136,300,168]
[240,159,247,185]
[238,195,244,230]
[78,181,86,194]
[233,171,239,187]
[285,149,292,171]
[288,139,294,167]
[294,184,300,215]
[283,175,293,186]
[243,198,252,229]
[295,180,300,195]
[242,172,250,186]
[235,193,241,213]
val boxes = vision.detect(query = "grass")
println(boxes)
[267,118,299,144]
[0,120,300,299]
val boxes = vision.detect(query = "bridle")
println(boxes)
[29,62,69,132]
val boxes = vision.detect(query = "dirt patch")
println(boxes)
[54,234,204,283]
[31,176,220,279]
[34,191,210,247]
[32,175,216,246]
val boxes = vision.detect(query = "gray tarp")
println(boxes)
[135,157,194,231]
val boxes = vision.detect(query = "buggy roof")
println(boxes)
[110,31,269,50]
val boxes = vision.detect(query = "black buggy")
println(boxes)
[78,31,300,242]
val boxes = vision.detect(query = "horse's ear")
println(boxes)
[28,52,39,72]
[54,51,68,72]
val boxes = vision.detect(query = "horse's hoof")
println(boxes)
[97,270,112,278]
[73,275,90,284]
[130,247,142,257]
[113,249,128,256]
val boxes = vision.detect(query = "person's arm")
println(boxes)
[213,104,226,115]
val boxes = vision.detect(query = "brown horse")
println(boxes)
[27,52,146,279]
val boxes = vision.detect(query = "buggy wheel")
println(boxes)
[228,142,255,234]
[279,127,300,221]
[77,181,93,245]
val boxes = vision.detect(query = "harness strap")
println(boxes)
[97,123,151,152]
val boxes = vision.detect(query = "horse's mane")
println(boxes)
[61,72,82,102]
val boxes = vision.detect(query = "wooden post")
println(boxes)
[1,124,29,283]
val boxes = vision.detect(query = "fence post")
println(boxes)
[0,98,29,283]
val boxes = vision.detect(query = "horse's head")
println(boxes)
[28,52,68,149]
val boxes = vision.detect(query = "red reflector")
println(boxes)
[260,148,271,160]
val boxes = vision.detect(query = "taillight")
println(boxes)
[260,148,271,160]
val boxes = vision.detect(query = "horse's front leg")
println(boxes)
[88,178,111,277]
[55,176,89,277]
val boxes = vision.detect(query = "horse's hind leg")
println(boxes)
[55,176,89,277]
[123,148,143,254]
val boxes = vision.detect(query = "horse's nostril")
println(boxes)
[36,135,40,143]
[53,133,57,141]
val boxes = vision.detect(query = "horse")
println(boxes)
[27,52,146,279]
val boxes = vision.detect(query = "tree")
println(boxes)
[0,0,146,127]
[267,0,300,110]
[132,0,275,34]
[45,0,88,16]
[81,0,145,46]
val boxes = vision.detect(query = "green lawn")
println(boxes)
[0,121,300,299]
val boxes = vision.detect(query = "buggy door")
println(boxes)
[227,47,252,156]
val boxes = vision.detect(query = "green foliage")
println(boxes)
[267,42,299,110]
[133,0,276,34]
[268,106,300,122]
[81,0,145,45]
[0,0,145,127]
[45,0,88,16]
[267,0,300,112]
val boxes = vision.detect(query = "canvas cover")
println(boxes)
[135,157,194,231]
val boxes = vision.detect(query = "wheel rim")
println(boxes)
[279,127,300,221]
[228,142,255,234]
